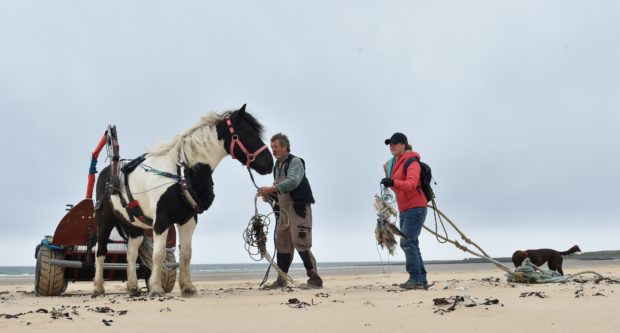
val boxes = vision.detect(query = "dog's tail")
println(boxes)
[561,245,581,256]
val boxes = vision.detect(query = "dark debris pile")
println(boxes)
[432,296,503,315]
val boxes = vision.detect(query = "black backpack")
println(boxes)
[403,157,435,203]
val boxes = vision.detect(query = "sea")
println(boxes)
[0,261,399,277]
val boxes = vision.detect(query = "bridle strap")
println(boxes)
[225,115,268,167]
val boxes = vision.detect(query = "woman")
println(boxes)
[381,132,429,290]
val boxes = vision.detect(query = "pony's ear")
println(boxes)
[239,104,247,114]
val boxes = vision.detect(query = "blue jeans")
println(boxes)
[399,207,428,284]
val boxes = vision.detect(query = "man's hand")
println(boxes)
[380,178,394,188]
[258,186,277,197]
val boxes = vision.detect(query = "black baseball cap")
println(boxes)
[385,132,408,145]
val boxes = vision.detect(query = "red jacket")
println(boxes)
[383,151,427,212]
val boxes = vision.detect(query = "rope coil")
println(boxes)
[243,194,298,287]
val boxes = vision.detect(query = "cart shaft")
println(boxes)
[48,259,179,270]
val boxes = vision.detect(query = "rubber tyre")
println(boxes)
[35,246,66,296]
[138,238,177,293]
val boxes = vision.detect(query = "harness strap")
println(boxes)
[177,162,205,214]
[121,166,154,226]
[140,163,179,180]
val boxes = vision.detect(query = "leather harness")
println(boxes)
[110,113,268,226]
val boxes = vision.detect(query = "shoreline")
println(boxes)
[2,259,617,286]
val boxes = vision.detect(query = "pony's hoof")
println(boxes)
[181,286,197,297]
[127,285,141,297]
[92,287,105,297]
[149,286,165,298]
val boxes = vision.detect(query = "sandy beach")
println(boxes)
[1,259,619,332]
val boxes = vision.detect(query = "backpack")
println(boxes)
[404,157,435,203]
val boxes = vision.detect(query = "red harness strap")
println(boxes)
[225,115,268,167]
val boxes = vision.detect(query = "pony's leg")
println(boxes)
[93,219,114,296]
[178,219,197,296]
[126,235,144,296]
[148,227,169,297]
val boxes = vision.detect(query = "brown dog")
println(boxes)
[512,245,581,275]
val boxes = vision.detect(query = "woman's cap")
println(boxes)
[385,132,408,145]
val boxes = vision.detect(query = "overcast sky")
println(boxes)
[1,1,618,266]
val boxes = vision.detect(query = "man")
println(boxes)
[258,133,323,289]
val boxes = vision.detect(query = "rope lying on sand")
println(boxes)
[508,258,606,284]
[375,188,611,284]
[243,194,299,287]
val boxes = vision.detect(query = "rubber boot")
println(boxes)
[299,250,323,288]
[278,252,293,273]
[263,253,292,290]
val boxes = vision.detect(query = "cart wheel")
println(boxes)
[138,238,177,293]
[161,250,177,293]
[35,246,66,296]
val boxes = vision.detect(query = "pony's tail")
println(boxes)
[561,245,581,256]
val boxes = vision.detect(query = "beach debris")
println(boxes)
[0,291,14,302]
[481,298,500,305]
[89,306,114,314]
[374,194,406,255]
[520,292,547,298]
[315,292,330,298]
[480,277,502,286]
[433,296,465,314]
[284,298,312,309]
[593,292,605,297]
[575,286,584,298]
[125,295,185,302]
[332,300,345,303]
[160,307,172,312]
[433,296,502,314]
[0,313,20,319]
[49,305,73,320]
[433,298,451,306]
[102,319,113,326]
[87,306,129,317]
[1,306,77,321]
[596,277,620,285]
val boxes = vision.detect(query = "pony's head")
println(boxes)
[217,105,274,175]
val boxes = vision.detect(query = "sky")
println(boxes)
[1,1,618,266]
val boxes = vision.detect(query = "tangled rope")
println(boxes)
[243,194,298,287]
[375,189,611,284]
[374,188,405,255]
[508,258,606,284]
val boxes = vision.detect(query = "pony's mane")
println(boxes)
[148,111,265,165]
[149,112,225,161]
[241,112,265,137]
